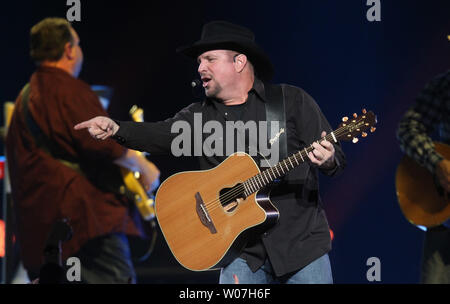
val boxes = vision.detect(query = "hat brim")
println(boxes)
[177,39,274,81]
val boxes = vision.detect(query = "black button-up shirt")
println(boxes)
[114,78,346,276]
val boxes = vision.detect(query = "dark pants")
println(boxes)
[421,225,450,284]
[27,233,136,284]
[75,233,136,284]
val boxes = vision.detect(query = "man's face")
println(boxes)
[69,28,83,78]
[197,50,237,99]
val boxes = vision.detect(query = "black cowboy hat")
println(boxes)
[177,21,274,81]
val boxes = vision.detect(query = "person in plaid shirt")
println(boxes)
[397,69,450,283]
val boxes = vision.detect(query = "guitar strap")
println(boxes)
[19,83,133,201]
[264,83,288,162]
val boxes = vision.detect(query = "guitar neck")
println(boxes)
[242,132,338,197]
[241,109,377,197]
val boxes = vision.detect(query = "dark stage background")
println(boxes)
[1,0,449,283]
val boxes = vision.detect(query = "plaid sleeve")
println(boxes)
[396,73,448,173]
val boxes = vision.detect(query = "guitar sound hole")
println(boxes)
[219,184,245,213]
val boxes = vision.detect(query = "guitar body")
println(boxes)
[155,153,279,271]
[396,142,450,228]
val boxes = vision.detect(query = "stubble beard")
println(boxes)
[205,81,222,99]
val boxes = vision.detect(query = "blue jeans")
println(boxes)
[219,254,333,284]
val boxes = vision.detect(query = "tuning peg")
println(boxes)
[353,113,358,118]
[352,137,359,143]
[362,132,367,138]
[342,116,349,122]
[370,127,376,133]
[362,109,367,114]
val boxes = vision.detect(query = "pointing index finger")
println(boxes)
[74,121,91,130]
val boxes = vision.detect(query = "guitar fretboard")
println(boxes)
[242,132,338,197]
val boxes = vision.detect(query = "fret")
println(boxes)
[260,172,266,184]
[294,154,300,165]
[274,165,280,176]
[263,170,270,184]
[249,179,255,193]
[260,174,267,186]
[288,157,294,168]
[266,170,272,182]
[252,177,258,190]
[245,181,251,196]
[279,163,285,174]
[249,177,256,192]
[244,180,249,194]
[330,132,337,143]
[283,159,289,171]
[243,182,249,196]
[299,151,304,162]
[262,171,269,184]
[271,167,278,179]
[255,176,262,188]
[251,176,258,191]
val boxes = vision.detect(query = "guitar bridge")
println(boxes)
[195,192,217,234]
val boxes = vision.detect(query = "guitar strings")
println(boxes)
[203,126,351,213]
[201,125,355,213]
[203,145,313,213]
[203,125,355,212]
[206,112,374,211]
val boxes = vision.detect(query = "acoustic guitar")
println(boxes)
[155,109,377,271]
[120,105,156,221]
[396,142,450,228]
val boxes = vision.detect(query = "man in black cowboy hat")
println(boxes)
[75,21,346,284]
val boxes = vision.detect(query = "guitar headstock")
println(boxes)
[129,105,144,123]
[336,109,377,143]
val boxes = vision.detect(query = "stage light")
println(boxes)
[0,219,5,258]
[0,156,5,180]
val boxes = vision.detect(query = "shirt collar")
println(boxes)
[204,76,268,107]
[249,77,267,102]
[36,65,74,78]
